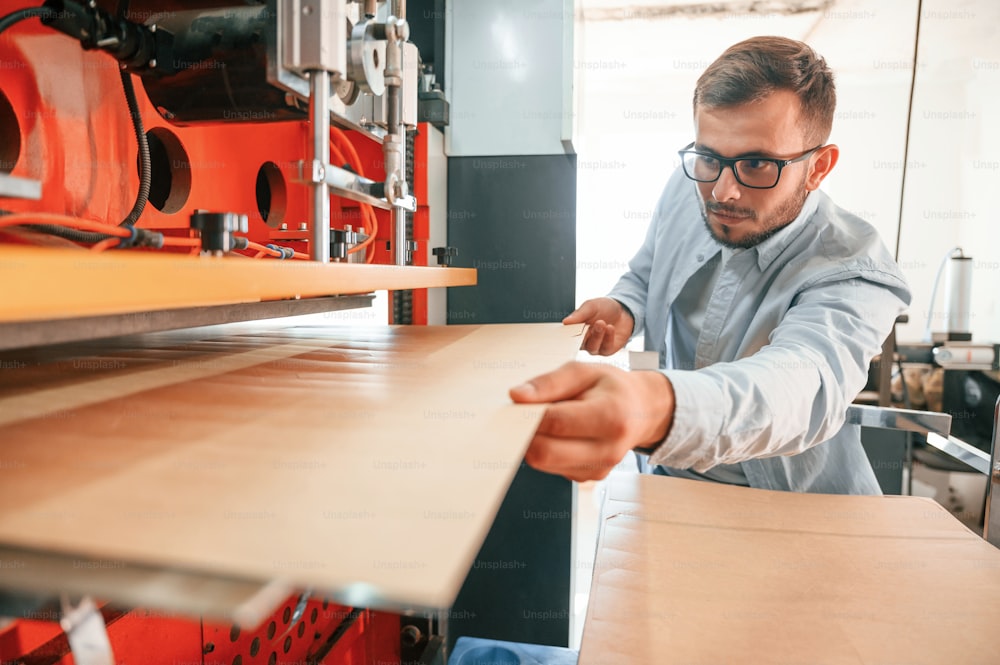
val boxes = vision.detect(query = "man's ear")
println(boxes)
[805,144,839,191]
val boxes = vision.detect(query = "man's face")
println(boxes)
[692,89,817,249]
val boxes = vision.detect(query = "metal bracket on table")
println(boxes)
[854,400,1000,549]
[845,404,953,437]
[847,403,992,479]
[60,595,114,665]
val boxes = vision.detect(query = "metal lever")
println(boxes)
[844,404,952,437]
[982,396,1000,547]
[845,404,992,475]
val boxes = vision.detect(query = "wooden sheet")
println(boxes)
[579,474,1000,665]
[0,246,476,322]
[0,323,580,614]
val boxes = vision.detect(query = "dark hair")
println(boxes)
[693,36,836,144]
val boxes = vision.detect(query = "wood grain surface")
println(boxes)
[0,322,581,613]
[0,246,477,322]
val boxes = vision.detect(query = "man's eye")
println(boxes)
[698,155,720,168]
[742,159,770,171]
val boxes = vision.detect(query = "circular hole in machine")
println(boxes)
[255,161,287,228]
[0,90,21,173]
[142,127,192,213]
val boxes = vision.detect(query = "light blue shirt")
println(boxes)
[655,247,750,486]
[610,168,911,495]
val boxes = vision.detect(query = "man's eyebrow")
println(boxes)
[694,143,779,158]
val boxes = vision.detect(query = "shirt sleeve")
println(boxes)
[647,275,909,472]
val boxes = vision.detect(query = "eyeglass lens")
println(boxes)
[681,153,780,188]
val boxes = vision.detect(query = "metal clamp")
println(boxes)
[60,595,115,665]
[296,160,416,212]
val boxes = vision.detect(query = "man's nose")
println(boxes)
[712,165,742,202]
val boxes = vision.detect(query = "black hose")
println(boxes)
[118,67,150,227]
[26,224,111,243]
[0,6,55,36]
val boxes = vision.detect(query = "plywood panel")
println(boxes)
[579,474,1000,665]
[0,323,580,614]
[0,246,476,322]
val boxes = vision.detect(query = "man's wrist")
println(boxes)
[632,370,674,453]
[609,297,635,323]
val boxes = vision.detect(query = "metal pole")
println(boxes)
[983,396,1000,547]
[309,69,331,263]
[383,8,409,267]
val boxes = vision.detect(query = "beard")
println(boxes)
[699,176,810,249]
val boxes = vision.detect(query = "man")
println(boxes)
[509,36,910,494]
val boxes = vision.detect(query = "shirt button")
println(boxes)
[696,254,704,262]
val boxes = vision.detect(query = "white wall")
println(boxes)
[576,0,999,345]
[446,0,574,156]
[894,0,1000,343]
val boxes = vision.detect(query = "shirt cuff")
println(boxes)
[647,369,726,471]
[608,294,644,339]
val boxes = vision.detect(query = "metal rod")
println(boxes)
[984,396,1000,547]
[845,404,952,438]
[925,433,990,476]
[388,75,407,265]
[382,12,409,267]
[392,207,407,265]
[309,69,332,263]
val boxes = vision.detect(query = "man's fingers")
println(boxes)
[597,324,620,356]
[524,434,621,482]
[581,321,607,354]
[562,301,596,325]
[534,399,607,440]
[509,362,602,404]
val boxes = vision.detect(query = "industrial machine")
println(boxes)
[0,0,476,662]
[0,0,464,329]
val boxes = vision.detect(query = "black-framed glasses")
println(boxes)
[678,142,823,189]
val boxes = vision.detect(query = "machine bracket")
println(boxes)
[60,595,115,665]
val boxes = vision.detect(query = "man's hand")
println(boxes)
[563,298,635,356]
[509,362,675,482]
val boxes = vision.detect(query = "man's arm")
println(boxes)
[648,276,907,471]
[514,275,907,481]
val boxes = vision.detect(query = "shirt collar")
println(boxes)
[751,191,820,271]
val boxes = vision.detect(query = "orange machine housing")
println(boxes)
[0,8,432,321]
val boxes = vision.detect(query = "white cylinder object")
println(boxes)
[944,256,972,336]
[932,345,995,368]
